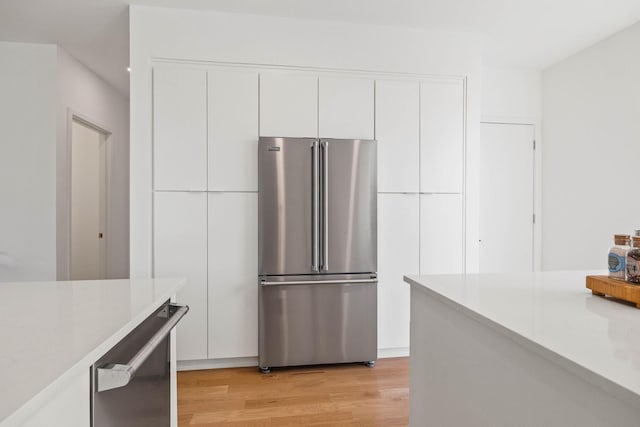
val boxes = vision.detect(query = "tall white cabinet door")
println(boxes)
[420,80,464,193]
[208,193,258,359]
[208,69,259,192]
[375,80,420,193]
[153,66,207,191]
[154,192,208,361]
[319,76,374,139]
[378,193,419,351]
[259,72,317,138]
[420,194,464,274]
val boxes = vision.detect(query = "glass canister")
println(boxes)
[626,237,640,284]
[608,234,630,280]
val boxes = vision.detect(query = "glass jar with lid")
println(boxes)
[608,234,630,280]
[626,237,640,284]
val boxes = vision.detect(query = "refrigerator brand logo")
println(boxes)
[268,146,281,152]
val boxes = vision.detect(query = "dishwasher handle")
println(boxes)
[95,303,189,393]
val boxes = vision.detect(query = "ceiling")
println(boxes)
[1,0,639,98]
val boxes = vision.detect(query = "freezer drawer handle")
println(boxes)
[95,303,189,393]
[261,278,377,286]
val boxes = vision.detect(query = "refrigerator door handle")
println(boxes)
[321,140,329,272]
[311,141,319,272]
[261,278,377,286]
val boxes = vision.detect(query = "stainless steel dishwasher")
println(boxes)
[91,301,188,427]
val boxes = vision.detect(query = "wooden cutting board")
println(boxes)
[586,275,640,308]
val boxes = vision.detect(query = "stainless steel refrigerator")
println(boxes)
[258,137,377,373]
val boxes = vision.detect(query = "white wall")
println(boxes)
[542,22,640,270]
[129,5,483,277]
[0,42,57,281]
[482,66,542,120]
[481,66,543,270]
[57,48,130,279]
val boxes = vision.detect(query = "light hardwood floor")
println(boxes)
[177,357,409,426]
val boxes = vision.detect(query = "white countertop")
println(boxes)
[0,277,186,426]
[404,271,640,407]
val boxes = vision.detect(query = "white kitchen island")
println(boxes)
[404,271,640,427]
[0,278,185,427]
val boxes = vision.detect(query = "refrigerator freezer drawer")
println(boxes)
[259,279,377,369]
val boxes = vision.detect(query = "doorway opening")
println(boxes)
[70,118,109,280]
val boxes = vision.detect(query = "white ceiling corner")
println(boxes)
[0,0,639,97]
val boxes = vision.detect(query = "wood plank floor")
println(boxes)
[177,357,409,426]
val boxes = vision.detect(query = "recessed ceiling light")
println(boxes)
[127,67,131,72]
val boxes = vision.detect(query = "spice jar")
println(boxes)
[626,237,640,284]
[608,234,630,280]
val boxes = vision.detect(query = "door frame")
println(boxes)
[66,109,112,279]
[480,115,541,271]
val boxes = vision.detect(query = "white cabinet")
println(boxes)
[420,80,464,193]
[420,194,464,274]
[208,193,258,359]
[319,76,374,139]
[259,72,318,138]
[153,192,208,361]
[147,63,469,365]
[153,66,207,191]
[208,69,259,192]
[378,193,419,350]
[375,80,420,193]
[260,72,375,139]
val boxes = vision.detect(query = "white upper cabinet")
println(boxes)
[153,192,208,361]
[420,194,464,274]
[208,193,258,359]
[319,76,374,139]
[375,80,420,193]
[420,80,464,193]
[208,69,259,192]
[153,66,207,191]
[378,193,419,351]
[259,72,318,138]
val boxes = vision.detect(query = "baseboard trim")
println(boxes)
[378,347,410,358]
[177,348,410,371]
[178,357,258,371]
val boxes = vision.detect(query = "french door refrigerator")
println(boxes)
[258,137,377,372]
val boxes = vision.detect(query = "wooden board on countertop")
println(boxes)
[586,275,640,308]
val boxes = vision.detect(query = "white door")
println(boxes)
[378,193,419,351]
[208,69,259,192]
[420,194,464,274]
[375,79,420,193]
[259,71,318,138]
[208,192,258,359]
[479,123,534,273]
[153,66,207,191]
[319,76,374,139]
[153,191,208,361]
[420,80,464,193]
[70,120,106,280]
